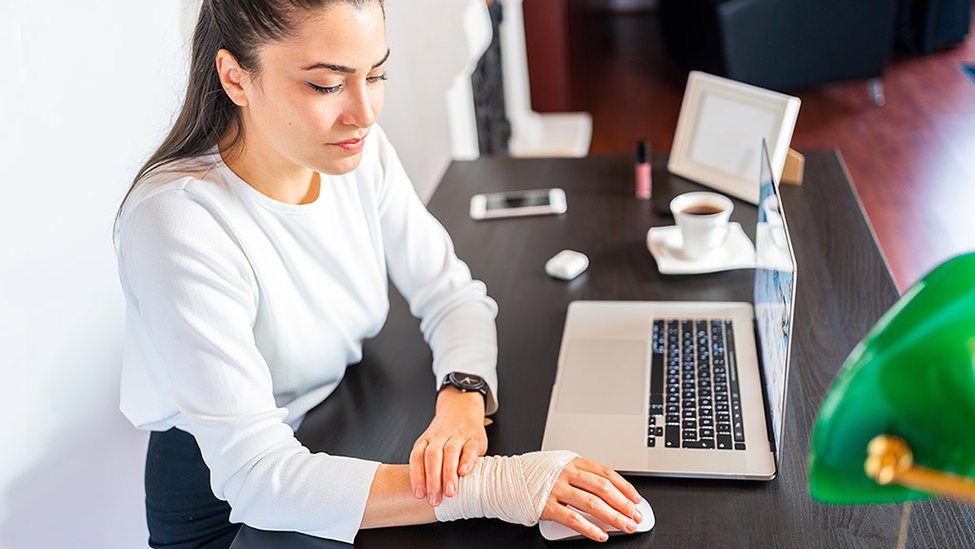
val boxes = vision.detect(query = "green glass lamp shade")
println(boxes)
[809,252,975,504]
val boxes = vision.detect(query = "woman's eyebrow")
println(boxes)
[301,48,390,74]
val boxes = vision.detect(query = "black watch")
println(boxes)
[439,372,488,400]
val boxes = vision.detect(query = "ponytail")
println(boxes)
[115,0,241,234]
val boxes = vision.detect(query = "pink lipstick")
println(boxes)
[330,136,366,153]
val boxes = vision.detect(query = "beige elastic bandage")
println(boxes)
[434,450,579,527]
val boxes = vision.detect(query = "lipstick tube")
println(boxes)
[635,139,651,200]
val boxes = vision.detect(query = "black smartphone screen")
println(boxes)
[484,191,551,210]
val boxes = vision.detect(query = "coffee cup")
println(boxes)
[669,192,734,259]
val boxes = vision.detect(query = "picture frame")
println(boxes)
[668,71,801,205]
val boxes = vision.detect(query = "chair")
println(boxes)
[658,0,899,103]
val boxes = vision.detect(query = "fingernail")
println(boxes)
[625,519,638,532]
[598,531,609,542]
[429,493,440,506]
[460,463,469,475]
[445,482,455,497]
[414,486,425,499]
[633,510,644,523]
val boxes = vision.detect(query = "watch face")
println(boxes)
[449,372,485,390]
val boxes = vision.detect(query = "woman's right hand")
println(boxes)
[540,457,645,542]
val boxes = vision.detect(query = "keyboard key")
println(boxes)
[666,414,680,424]
[647,437,655,447]
[666,426,680,447]
[682,429,697,440]
[735,443,746,451]
[700,428,715,438]
[717,434,733,449]
[683,440,710,449]
[655,426,663,437]
[682,419,696,429]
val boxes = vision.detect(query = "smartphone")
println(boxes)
[469,188,567,220]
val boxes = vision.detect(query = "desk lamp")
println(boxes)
[808,252,975,543]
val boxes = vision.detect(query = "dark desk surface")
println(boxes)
[232,152,975,548]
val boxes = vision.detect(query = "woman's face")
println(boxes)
[237,1,388,176]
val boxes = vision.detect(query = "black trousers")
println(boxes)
[145,428,240,549]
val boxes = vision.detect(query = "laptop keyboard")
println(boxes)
[648,319,746,451]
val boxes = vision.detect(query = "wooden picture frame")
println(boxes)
[668,71,801,204]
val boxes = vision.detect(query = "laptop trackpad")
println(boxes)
[556,340,645,415]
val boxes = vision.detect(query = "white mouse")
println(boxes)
[538,497,654,541]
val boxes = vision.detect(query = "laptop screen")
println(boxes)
[753,140,798,459]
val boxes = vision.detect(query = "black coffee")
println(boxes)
[682,205,724,215]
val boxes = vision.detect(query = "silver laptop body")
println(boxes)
[541,141,797,480]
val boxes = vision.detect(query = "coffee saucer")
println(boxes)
[646,222,755,275]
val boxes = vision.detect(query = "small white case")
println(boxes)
[545,250,589,281]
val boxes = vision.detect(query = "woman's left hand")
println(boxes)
[410,387,488,507]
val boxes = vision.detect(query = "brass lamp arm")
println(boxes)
[865,435,975,503]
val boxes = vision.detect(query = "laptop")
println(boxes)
[541,141,797,480]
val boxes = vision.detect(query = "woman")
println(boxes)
[115,0,644,547]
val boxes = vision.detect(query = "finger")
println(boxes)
[559,483,639,535]
[457,439,481,476]
[572,459,643,508]
[409,439,429,500]
[589,461,643,505]
[424,441,444,506]
[542,500,609,542]
[441,439,464,498]
[568,467,641,524]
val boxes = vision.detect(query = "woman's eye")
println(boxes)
[309,83,341,94]
[309,74,385,94]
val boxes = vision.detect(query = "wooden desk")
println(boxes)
[232,152,975,548]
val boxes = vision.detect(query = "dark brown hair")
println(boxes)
[116,0,383,227]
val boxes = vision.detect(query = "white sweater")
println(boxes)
[116,125,499,543]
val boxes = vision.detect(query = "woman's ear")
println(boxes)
[215,49,249,107]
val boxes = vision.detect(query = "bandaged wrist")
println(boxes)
[434,450,579,526]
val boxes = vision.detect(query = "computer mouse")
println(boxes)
[538,496,654,541]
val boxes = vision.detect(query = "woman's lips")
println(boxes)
[329,136,366,153]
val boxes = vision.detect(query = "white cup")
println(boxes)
[670,192,734,259]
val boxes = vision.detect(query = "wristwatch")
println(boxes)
[439,372,489,399]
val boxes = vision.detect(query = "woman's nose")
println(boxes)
[342,84,379,127]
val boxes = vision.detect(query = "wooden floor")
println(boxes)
[568,9,975,293]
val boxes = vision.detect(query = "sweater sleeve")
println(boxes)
[118,185,379,543]
[372,129,500,414]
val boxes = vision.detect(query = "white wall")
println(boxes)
[0,2,190,548]
[0,1,481,548]
[380,0,488,200]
